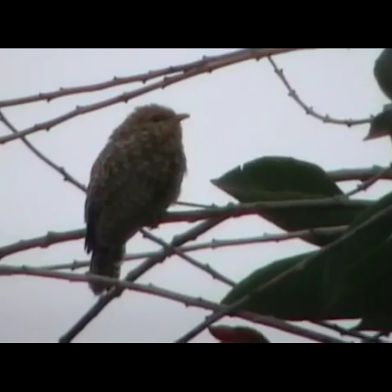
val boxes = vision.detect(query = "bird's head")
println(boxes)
[131,104,190,125]
[111,104,189,141]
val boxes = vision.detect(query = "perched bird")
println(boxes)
[85,104,189,294]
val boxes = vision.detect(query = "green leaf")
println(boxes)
[374,48,392,101]
[222,196,392,324]
[222,251,324,320]
[364,109,392,141]
[348,190,392,229]
[355,316,392,333]
[212,156,367,246]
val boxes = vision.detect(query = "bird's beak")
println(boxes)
[175,113,190,122]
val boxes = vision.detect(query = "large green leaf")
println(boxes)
[222,251,324,320]
[374,49,392,101]
[222,193,392,326]
[212,156,368,246]
[355,316,392,332]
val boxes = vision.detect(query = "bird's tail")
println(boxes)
[88,246,124,295]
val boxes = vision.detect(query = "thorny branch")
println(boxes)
[0,263,347,344]
[0,111,87,192]
[268,56,372,127]
[41,225,348,272]
[313,321,385,343]
[0,49,301,146]
[0,49,298,108]
[344,164,392,197]
[0,198,370,260]
[140,229,235,286]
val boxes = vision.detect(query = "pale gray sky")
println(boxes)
[0,48,390,343]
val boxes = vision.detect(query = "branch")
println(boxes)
[58,217,225,343]
[0,263,346,344]
[312,321,386,344]
[268,56,371,127]
[0,63,183,108]
[0,49,303,146]
[0,49,303,108]
[327,166,392,182]
[0,229,85,260]
[0,111,86,192]
[0,197,369,260]
[140,229,235,286]
[42,225,348,272]
[344,164,392,197]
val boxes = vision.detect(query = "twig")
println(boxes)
[175,202,392,343]
[175,201,213,209]
[327,166,392,182]
[41,225,348,272]
[312,321,387,343]
[0,263,345,343]
[0,49,301,108]
[344,164,392,197]
[0,49,302,146]
[140,229,235,286]
[0,197,368,260]
[0,229,85,260]
[58,217,225,343]
[0,111,86,192]
[268,56,371,127]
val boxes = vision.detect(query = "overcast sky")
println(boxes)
[0,48,390,343]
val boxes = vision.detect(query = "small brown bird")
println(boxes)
[85,104,189,294]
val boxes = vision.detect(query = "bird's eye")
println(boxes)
[151,115,163,122]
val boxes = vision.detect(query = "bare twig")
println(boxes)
[312,321,387,343]
[0,111,86,192]
[327,166,392,182]
[58,217,225,343]
[0,198,369,260]
[0,229,85,260]
[41,225,348,272]
[0,49,301,108]
[140,229,235,286]
[0,263,346,343]
[344,164,392,197]
[0,49,302,146]
[268,57,371,127]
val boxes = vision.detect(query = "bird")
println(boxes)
[84,104,189,295]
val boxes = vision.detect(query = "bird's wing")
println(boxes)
[84,142,126,253]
